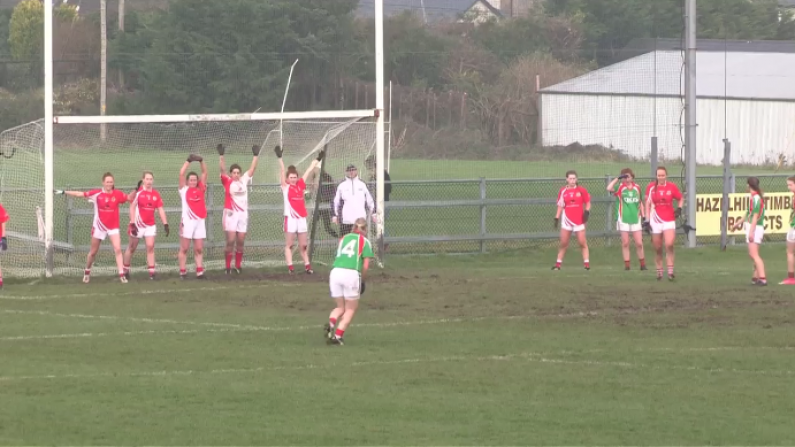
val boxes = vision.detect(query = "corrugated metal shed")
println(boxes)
[541,50,795,101]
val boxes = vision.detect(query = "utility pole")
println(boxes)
[118,0,124,90]
[100,0,107,141]
[684,0,697,247]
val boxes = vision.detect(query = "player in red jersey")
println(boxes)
[781,176,795,285]
[553,170,591,270]
[275,145,325,274]
[0,202,8,289]
[122,171,169,280]
[58,173,129,283]
[644,166,683,281]
[217,144,260,274]
[178,154,208,279]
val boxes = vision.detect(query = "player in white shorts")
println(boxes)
[217,143,260,275]
[122,171,169,280]
[781,176,795,285]
[275,145,324,274]
[731,177,767,286]
[178,154,208,279]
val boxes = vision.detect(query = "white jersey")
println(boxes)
[221,172,252,213]
[333,176,375,224]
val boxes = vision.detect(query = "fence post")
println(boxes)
[605,175,612,247]
[650,136,658,179]
[720,139,731,250]
[480,177,487,253]
[207,183,215,258]
[729,173,736,246]
[66,190,73,264]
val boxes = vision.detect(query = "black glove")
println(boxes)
[274,145,283,158]
[54,190,65,195]
[642,219,651,234]
[252,145,261,156]
[316,149,325,162]
[553,217,559,229]
[187,154,203,163]
[675,207,682,218]
[360,280,366,295]
[583,210,590,223]
[0,236,7,252]
[216,144,225,156]
[128,222,138,237]
[618,174,629,179]
[163,223,170,237]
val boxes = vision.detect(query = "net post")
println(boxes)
[720,139,731,250]
[479,177,486,253]
[308,140,331,265]
[375,0,386,265]
[44,0,54,277]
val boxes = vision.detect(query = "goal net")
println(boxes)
[2,110,383,277]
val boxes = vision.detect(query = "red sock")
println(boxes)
[789,272,794,279]
[197,266,204,276]
[329,317,337,327]
[123,264,130,273]
[288,264,294,272]
[668,266,674,276]
[584,261,590,269]
[84,269,91,276]
[639,258,646,267]
[0,278,4,286]
[118,273,125,278]
[225,253,232,269]
[555,261,561,268]
[335,328,345,338]
[624,260,630,268]
[759,277,766,282]
[148,265,155,277]
[305,263,311,271]
[235,251,243,269]
[180,268,187,276]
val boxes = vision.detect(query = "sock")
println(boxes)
[118,272,125,278]
[288,264,294,272]
[84,268,91,276]
[123,264,130,273]
[789,272,794,279]
[584,260,590,268]
[639,258,646,267]
[555,260,562,268]
[225,253,232,270]
[235,251,243,269]
[180,268,187,276]
[329,317,337,328]
[305,263,311,271]
[0,277,4,286]
[759,277,766,283]
[624,260,630,268]
[196,266,204,276]
[668,266,674,276]
[656,268,663,277]
[335,328,345,339]
[148,265,155,277]
[752,277,758,282]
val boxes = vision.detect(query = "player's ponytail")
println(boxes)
[353,217,368,234]
[747,176,763,198]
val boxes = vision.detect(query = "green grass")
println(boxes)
[1,246,794,445]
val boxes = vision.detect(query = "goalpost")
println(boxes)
[0,0,386,278]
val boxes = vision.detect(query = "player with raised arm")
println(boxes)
[178,154,208,280]
[731,177,767,286]
[781,176,795,285]
[122,171,169,280]
[325,217,375,346]
[0,201,8,289]
[644,166,683,281]
[217,144,260,275]
[607,168,646,271]
[275,145,324,274]
[56,173,129,283]
[553,170,591,270]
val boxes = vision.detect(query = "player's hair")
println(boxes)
[229,163,242,173]
[620,168,634,179]
[286,165,299,177]
[655,166,668,185]
[788,176,795,183]
[353,217,368,234]
[102,172,113,181]
[565,170,577,186]
[747,176,763,197]
[186,171,199,182]
[142,171,154,179]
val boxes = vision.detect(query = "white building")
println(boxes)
[539,49,795,166]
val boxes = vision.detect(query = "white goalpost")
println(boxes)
[4,0,387,278]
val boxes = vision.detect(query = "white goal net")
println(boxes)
[1,111,383,277]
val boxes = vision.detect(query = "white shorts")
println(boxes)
[650,216,676,234]
[130,224,156,239]
[284,215,308,234]
[91,226,120,241]
[223,209,248,233]
[787,228,795,243]
[617,222,642,233]
[180,219,206,240]
[560,211,585,232]
[329,268,361,300]
[745,222,764,244]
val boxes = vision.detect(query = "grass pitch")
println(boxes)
[1,245,794,445]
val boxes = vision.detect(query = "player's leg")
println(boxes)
[576,229,589,270]
[663,227,676,280]
[749,227,766,285]
[84,232,103,283]
[284,231,296,273]
[553,229,571,270]
[620,228,631,270]
[145,235,156,279]
[651,232,664,280]
[783,238,795,284]
[178,236,190,279]
[123,235,139,278]
[108,232,127,283]
[326,269,346,340]
[632,229,646,270]
[297,232,312,273]
[0,262,4,289]
[234,231,245,273]
[194,238,205,278]
[223,230,235,274]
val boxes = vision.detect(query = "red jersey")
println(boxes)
[557,185,591,225]
[0,203,8,238]
[646,181,682,222]
[85,189,128,231]
[282,179,307,218]
[221,172,252,212]
[180,182,207,220]
[133,188,164,227]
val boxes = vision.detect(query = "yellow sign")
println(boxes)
[695,193,794,236]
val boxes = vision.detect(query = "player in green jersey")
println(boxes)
[607,168,646,271]
[325,218,375,345]
[780,176,795,285]
[732,177,767,286]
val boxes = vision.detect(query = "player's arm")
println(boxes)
[128,198,136,225]
[58,190,90,198]
[364,184,376,214]
[606,177,620,193]
[217,144,226,174]
[276,153,288,188]
[302,149,324,183]
[179,162,189,189]
[247,145,261,177]
[674,185,684,218]
[332,185,343,224]
[199,158,208,184]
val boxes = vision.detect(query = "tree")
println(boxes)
[8,0,77,61]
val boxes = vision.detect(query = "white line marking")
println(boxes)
[0,284,300,301]
[1,309,270,330]
[0,351,792,382]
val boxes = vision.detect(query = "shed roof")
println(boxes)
[541,50,795,101]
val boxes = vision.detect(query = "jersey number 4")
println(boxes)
[337,239,358,258]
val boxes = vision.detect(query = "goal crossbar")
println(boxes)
[54,109,379,125]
